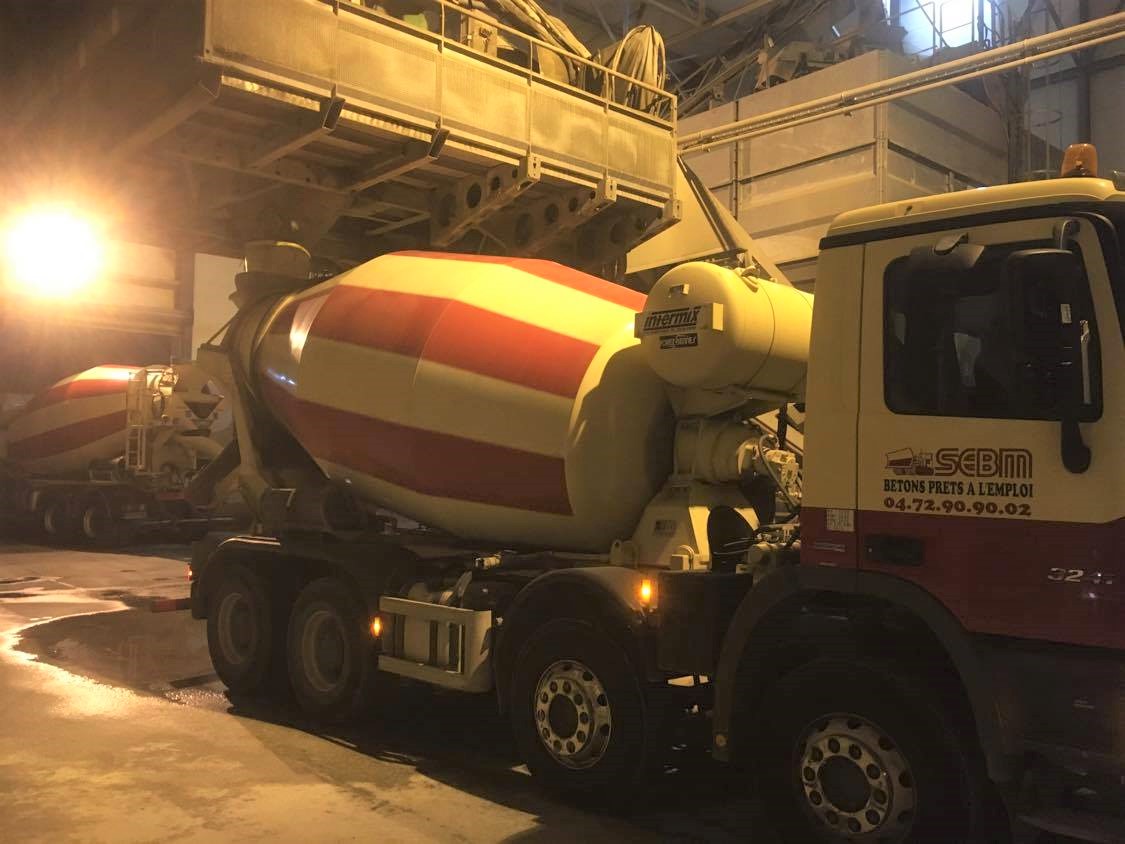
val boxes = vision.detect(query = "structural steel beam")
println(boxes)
[667,0,782,47]
[111,68,222,163]
[165,127,344,194]
[343,129,449,193]
[244,95,345,169]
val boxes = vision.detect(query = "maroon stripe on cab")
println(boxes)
[261,380,572,516]
[7,410,127,460]
[852,508,1125,652]
[311,286,599,398]
[391,251,646,311]
[25,377,132,413]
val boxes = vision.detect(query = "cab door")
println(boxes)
[854,214,1124,650]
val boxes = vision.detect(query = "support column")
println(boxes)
[174,250,196,363]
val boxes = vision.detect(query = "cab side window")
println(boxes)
[883,239,1101,421]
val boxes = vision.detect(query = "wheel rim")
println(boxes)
[300,608,349,694]
[217,591,257,667]
[795,714,917,841]
[533,659,612,770]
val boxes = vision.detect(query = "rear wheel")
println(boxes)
[77,493,120,548]
[40,495,75,543]
[206,563,286,696]
[287,577,378,722]
[510,619,651,800]
[756,659,989,844]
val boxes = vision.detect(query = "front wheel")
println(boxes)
[510,619,652,800]
[756,659,991,844]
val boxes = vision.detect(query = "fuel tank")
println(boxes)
[252,252,674,551]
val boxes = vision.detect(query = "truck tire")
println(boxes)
[286,577,378,723]
[755,658,989,844]
[40,495,75,544]
[510,618,651,800]
[76,493,120,548]
[207,563,286,697]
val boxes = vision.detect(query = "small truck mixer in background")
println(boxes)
[188,167,1124,844]
[0,363,225,545]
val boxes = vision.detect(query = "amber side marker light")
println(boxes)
[1061,143,1098,178]
[370,617,383,637]
[638,578,655,608]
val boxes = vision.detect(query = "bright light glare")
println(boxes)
[4,209,104,297]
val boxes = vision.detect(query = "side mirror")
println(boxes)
[1006,248,1092,473]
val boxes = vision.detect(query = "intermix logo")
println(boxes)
[642,306,702,333]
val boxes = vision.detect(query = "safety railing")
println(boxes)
[331,0,675,123]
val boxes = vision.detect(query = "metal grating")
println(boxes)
[208,0,337,94]
[441,51,530,150]
[530,83,606,172]
[337,14,440,120]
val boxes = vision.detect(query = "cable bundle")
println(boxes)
[607,24,668,114]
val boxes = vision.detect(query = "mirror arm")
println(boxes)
[1079,320,1092,405]
[1061,319,1093,474]
[1054,218,1080,251]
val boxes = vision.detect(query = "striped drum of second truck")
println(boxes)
[4,365,138,476]
[253,252,674,551]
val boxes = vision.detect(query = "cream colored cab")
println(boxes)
[851,209,1124,649]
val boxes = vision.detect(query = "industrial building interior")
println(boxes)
[0,1,1122,843]
[1,0,1120,387]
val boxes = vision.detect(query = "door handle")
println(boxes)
[866,534,925,567]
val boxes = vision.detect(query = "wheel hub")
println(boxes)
[533,659,612,770]
[217,592,256,666]
[547,694,579,738]
[796,715,916,840]
[301,608,349,694]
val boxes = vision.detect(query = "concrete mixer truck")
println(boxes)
[0,363,226,545]
[187,172,1124,844]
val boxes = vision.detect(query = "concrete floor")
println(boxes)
[0,540,768,844]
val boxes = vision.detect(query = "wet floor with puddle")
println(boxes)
[0,539,784,843]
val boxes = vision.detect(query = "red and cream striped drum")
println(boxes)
[5,365,137,476]
[253,252,674,551]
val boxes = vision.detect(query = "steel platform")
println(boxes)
[9,0,679,273]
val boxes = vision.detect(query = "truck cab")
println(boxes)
[789,176,1124,840]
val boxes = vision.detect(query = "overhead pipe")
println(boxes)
[679,12,1125,154]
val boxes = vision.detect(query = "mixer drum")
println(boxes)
[5,365,137,476]
[254,252,674,551]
